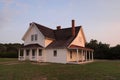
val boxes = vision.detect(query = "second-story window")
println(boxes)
[35,34,37,41]
[31,34,38,41]
[31,35,34,41]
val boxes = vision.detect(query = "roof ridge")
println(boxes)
[33,22,53,30]
[33,22,81,31]
[54,26,81,31]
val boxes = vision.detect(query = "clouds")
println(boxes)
[0,0,120,46]
[0,0,12,27]
[0,0,29,28]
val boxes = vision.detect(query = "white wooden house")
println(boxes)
[18,20,93,64]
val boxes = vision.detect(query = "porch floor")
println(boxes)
[67,60,94,64]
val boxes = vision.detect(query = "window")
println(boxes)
[39,49,42,56]
[31,34,38,41]
[70,51,72,59]
[26,49,30,56]
[35,34,37,41]
[31,35,34,41]
[32,49,35,56]
[53,50,57,57]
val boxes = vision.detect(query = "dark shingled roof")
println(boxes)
[34,23,55,39]
[33,22,81,48]
[46,37,75,48]
[46,27,81,48]
[54,27,80,40]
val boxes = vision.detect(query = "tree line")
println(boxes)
[0,40,120,59]
[0,43,22,58]
[86,39,120,59]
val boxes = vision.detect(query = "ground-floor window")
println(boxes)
[39,49,42,56]
[53,50,57,57]
[32,49,35,56]
[70,51,72,59]
[26,49,30,56]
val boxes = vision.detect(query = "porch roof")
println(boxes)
[68,45,94,51]
[21,44,43,49]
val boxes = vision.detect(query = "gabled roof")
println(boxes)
[34,23,55,39]
[34,22,81,40]
[46,27,81,48]
[22,22,83,49]
[33,22,81,48]
[54,26,80,40]
[46,37,75,48]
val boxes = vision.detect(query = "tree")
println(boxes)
[86,39,110,59]
[0,43,22,58]
[109,45,120,59]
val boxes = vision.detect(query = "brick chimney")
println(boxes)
[56,26,61,30]
[72,20,75,36]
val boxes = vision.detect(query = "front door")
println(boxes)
[38,49,43,61]
[26,49,30,60]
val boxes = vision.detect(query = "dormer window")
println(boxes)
[31,34,38,41]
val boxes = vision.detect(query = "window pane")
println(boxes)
[53,50,57,57]
[35,34,37,41]
[39,49,42,56]
[31,35,34,41]
[32,49,35,56]
[26,49,29,56]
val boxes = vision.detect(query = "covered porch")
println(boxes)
[67,45,94,64]
[18,44,44,62]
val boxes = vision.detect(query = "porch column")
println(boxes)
[81,50,84,62]
[92,51,93,61]
[23,49,26,60]
[89,51,91,61]
[83,50,86,61]
[18,49,20,60]
[85,50,87,61]
[76,49,79,63]
[30,49,32,60]
[36,48,39,61]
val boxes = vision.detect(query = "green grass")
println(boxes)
[0,58,120,80]
[0,58,17,62]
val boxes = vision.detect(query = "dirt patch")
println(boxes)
[0,61,24,65]
[4,62,20,65]
[0,61,50,65]
[32,77,47,80]
[31,62,50,65]
[105,75,116,80]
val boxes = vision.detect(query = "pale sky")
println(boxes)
[0,0,120,46]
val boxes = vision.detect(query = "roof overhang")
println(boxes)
[68,45,94,51]
[21,44,44,49]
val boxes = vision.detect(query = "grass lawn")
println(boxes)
[0,58,120,80]
[0,58,17,62]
